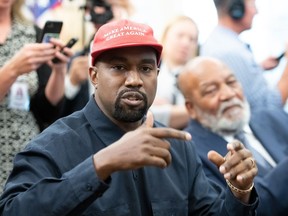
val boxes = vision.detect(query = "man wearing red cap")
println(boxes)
[0,19,258,215]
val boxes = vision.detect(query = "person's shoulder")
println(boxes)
[39,110,87,138]
[201,26,239,55]
[24,111,88,153]
[251,106,288,122]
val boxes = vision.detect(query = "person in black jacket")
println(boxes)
[0,0,74,192]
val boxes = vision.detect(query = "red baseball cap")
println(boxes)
[90,19,163,66]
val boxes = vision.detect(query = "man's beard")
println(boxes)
[113,89,148,122]
[195,98,251,136]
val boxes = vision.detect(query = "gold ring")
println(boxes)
[250,158,255,168]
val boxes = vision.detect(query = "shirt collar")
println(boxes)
[223,124,251,143]
[83,96,125,147]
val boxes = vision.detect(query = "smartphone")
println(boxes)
[39,21,63,43]
[52,37,79,63]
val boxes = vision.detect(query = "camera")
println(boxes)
[81,0,114,25]
[76,0,114,56]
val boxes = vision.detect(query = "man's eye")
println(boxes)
[204,88,217,96]
[227,79,237,86]
[140,66,153,73]
[112,65,125,71]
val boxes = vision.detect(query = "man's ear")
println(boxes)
[185,101,197,119]
[89,66,98,86]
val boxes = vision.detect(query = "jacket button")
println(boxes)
[86,184,93,191]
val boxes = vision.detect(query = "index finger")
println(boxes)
[49,38,64,45]
[144,111,154,128]
[25,43,54,50]
[148,127,192,141]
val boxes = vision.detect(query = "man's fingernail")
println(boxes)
[220,165,226,173]
[224,173,230,179]
[185,132,192,140]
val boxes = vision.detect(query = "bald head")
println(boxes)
[178,56,230,101]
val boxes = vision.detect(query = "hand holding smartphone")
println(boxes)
[39,21,78,64]
[52,37,79,63]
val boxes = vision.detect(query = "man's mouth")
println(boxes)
[121,91,144,106]
[222,104,242,115]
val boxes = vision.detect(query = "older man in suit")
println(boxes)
[178,56,288,216]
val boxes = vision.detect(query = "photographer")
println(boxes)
[61,0,134,117]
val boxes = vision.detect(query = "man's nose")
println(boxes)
[125,70,143,87]
[219,84,236,101]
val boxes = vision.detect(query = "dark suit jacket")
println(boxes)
[184,108,288,216]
